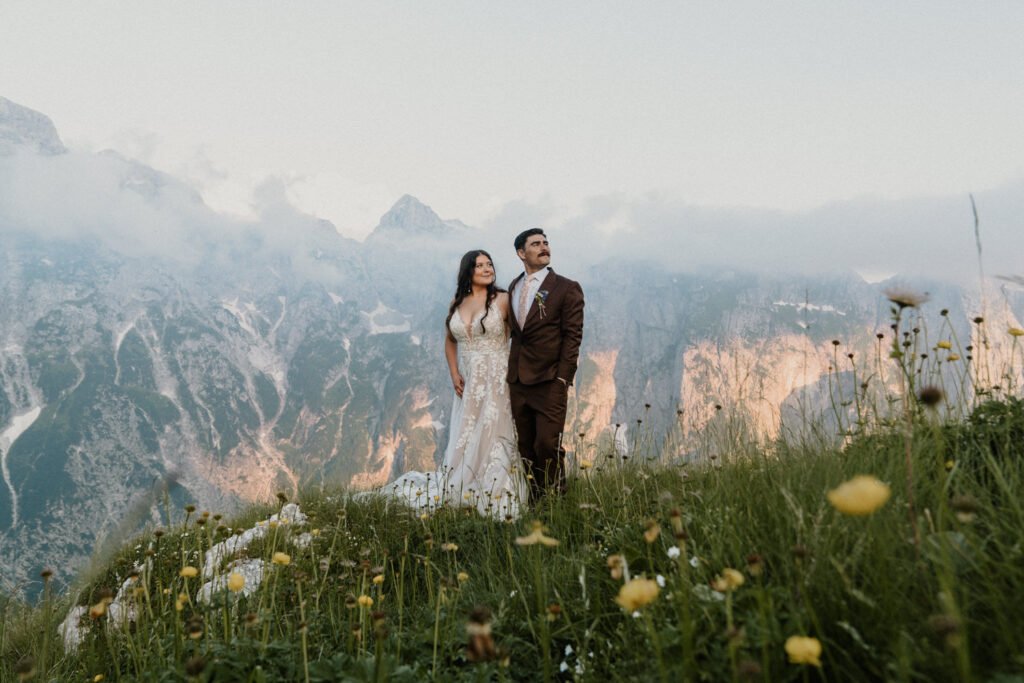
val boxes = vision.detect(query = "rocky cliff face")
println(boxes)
[1,97,1022,595]
[0,96,66,156]
[0,231,443,589]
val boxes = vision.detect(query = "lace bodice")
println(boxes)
[449,305,509,357]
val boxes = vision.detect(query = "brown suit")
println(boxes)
[507,268,584,500]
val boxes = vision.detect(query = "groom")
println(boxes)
[507,228,584,502]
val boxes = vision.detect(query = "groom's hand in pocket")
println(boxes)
[452,373,465,398]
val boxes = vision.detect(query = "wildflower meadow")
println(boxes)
[1,293,1023,681]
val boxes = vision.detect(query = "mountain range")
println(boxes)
[2,96,1022,596]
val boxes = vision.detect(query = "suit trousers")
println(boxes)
[509,379,568,501]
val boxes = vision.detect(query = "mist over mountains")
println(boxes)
[2,96,1022,595]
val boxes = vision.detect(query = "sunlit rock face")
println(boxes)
[2,97,1023,596]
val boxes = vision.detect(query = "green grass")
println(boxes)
[3,296,1023,681]
[2,390,1023,682]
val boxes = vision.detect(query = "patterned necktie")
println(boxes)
[517,275,533,327]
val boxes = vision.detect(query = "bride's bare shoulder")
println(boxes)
[495,291,510,314]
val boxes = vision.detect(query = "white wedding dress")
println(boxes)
[380,305,527,519]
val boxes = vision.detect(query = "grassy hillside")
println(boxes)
[2,386,1023,681]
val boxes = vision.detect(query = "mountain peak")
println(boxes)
[0,97,66,156]
[377,195,443,229]
[369,195,467,240]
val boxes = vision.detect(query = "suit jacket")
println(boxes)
[507,268,584,386]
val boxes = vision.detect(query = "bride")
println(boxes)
[381,250,527,519]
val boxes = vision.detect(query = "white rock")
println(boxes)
[199,558,264,601]
[203,503,306,578]
[58,606,88,653]
[274,503,308,525]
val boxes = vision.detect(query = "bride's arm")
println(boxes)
[496,291,510,328]
[445,330,464,398]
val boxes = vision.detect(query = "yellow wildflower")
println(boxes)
[420,513,428,520]
[712,568,745,592]
[937,340,952,349]
[1009,327,1024,337]
[515,521,560,547]
[175,592,188,611]
[179,566,198,578]
[464,493,473,500]
[945,460,954,471]
[785,636,822,666]
[457,572,469,582]
[947,353,960,361]
[614,577,659,610]
[89,602,107,619]
[441,542,459,552]
[607,554,624,580]
[373,574,385,585]
[357,594,374,608]
[228,572,245,592]
[94,676,104,682]
[311,529,320,536]
[827,475,891,516]
[272,552,291,565]
[643,520,661,544]
[723,568,744,588]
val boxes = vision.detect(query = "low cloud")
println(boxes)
[480,183,1024,285]
[0,150,220,264]
[2,145,1022,290]
[0,150,353,284]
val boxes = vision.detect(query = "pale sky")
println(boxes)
[2,1,1023,242]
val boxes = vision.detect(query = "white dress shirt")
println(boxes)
[512,267,550,326]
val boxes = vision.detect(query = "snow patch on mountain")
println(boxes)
[772,300,846,316]
[221,298,259,336]
[364,301,411,334]
[1,405,42,526]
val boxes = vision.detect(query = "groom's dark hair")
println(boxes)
[514,228,546,252]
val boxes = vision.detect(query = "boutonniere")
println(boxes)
[535,290,549,318]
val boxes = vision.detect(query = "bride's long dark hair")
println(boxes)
[446,250,503,336]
